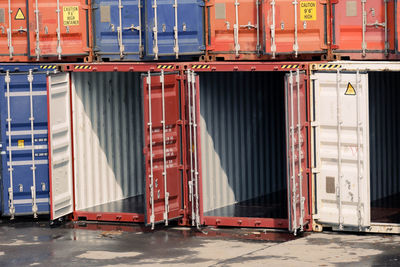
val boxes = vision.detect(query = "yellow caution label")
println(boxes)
[18,140,24,148]
[300,1,317,21]
[15,8,25,20]
[63,6,79,26]
[345,82,356,95]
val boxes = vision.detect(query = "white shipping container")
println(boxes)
[311,62,400,234]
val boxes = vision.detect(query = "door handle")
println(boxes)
[13,26,27,33]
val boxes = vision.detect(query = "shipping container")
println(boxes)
[48,63,188,226]
[0,1,91,62]
[187,62,312,233]
[330,0,398,60]
[45,62,312,234]
[0,64,57,218]
[311,62,400,234]
[92,0,205,61]
[204,0,327,61]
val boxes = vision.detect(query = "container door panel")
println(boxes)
[208,0,260,57]
[313,71,370,229]
[143,72,183,228]
[28,0,89,60]
[48,73,74,220]
[0,0,28,60]
[0,71,49,218]
[285,70,308,234]
[263,0,325,57]
[333,0,394,56]
[93,0,142,60]
[146,0,204,59]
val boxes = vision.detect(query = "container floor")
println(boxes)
[371,193,400,223]
[203,191,287,219]
[80,195,145,214]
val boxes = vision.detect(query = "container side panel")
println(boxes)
[146,0,204,59]
[28,0,90,60]
[1,72,49,216]
[72,72,144,211]
[369,72,400,223]
[314,72,370,228]
[93,0,142,61]
[49,73,74,220]
[199,72,287,213]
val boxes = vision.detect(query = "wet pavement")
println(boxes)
[0,219,399,266]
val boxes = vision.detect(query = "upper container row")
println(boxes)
[1,0,398,62]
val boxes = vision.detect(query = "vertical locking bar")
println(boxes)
[153,0,159,60]
[28,70,38,218]
[7,0,13,59]
[161,70,169,225]
[289,71,297,233]
[34,0,41,61]
[256,0,260,55]
[296,70,304,230]
[173,0,179,59]
[356,69,363,230]
[270,0,276,58]
[118,0,125,58]
[147,71,155,229]
[138,0,144,57]
[234,0,240,57]
[191,71,200,228]
[361,0,367,57]
[293,0,299,57]
[384,0,388,56]
[187,71,195,226]
[56,0,62,59]
[336,68,343,229]
[5,71,15,219]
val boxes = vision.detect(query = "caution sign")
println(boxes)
[345,82,356,95]
[15,8,25,20]
[63,6,79,26]
[300,1,317,21]
[18,140,24,148]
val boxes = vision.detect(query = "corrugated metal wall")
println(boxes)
[199,72,287,213]
[369,72,400,205]
[72,72,145,211]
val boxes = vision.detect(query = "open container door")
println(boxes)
[285,70,308,234]
[143,71,184,229]
[312,67,370,230]
[48,73,74,220]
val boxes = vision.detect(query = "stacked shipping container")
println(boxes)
[0,0,399,236]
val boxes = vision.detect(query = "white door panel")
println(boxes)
[313,71,370,229]
[48,73,74,220]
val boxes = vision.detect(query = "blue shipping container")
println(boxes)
[92,0,204,61]
[0,65,54,218]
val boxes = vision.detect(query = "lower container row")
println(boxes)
[1,62,399,235]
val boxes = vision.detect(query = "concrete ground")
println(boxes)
[0,220,399,267]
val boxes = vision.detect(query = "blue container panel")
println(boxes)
[0,72,50,216]
[146,0,205,59]
[93,0,143,61]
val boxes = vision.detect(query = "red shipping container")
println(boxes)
[0,0,91,62]
[331,0,398,60]
[205,0,328,60]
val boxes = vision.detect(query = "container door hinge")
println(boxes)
[312,168,320,174]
